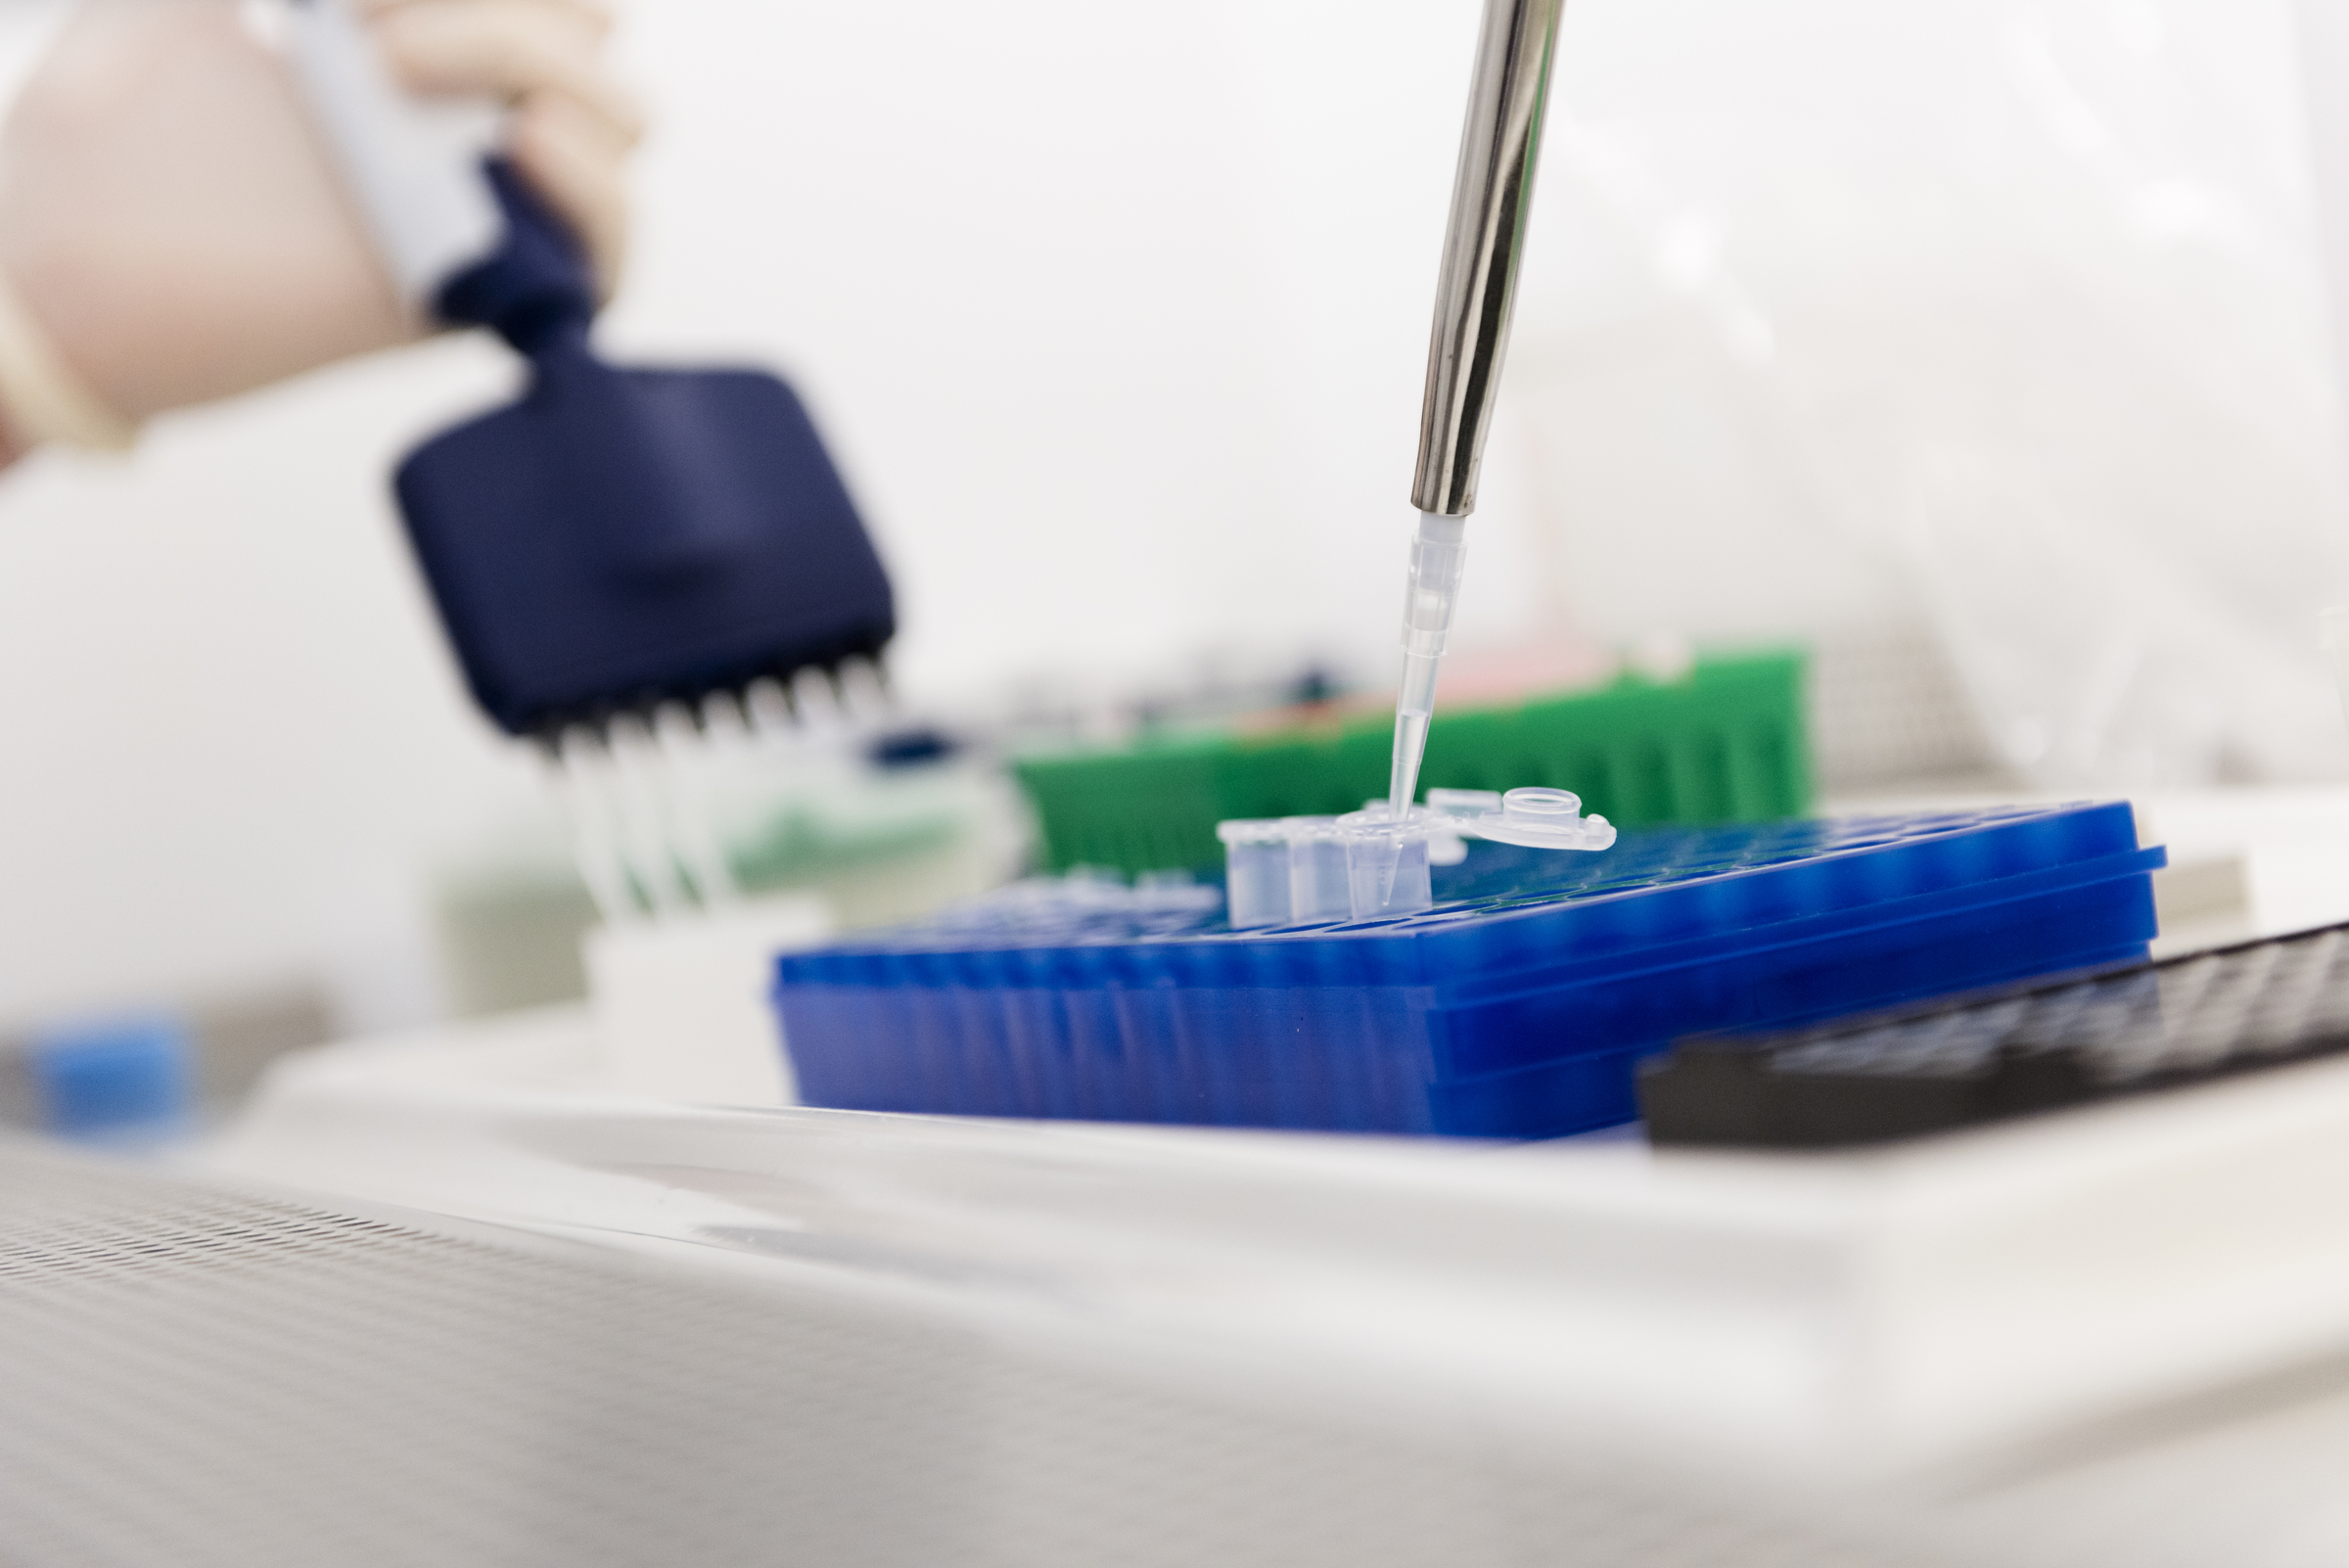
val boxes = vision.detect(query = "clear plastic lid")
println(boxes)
[1462,787,1615,851]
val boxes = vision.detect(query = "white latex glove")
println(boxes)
[0,0,639,441]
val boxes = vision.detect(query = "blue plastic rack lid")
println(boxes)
[1219,788,1615,929]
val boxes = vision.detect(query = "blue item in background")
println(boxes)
[775,804,2166,1138]
[28,1014,194,1140]
[396,161,895,737]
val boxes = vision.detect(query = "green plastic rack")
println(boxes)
[1014,649,1812,874]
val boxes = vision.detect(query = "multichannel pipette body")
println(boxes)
[1389,0,1564,814]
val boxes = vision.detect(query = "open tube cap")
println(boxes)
[1455,788,1616,852]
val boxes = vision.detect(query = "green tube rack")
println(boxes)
[1014,649,1811,875]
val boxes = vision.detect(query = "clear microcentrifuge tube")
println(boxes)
[1287,818,1355,923]
[1218,819,1295,929]
[1339,810,1433,919]
[1427,787,1503,819]
[1420,789,1497,864]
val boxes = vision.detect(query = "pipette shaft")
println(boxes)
[1389,0,1563,815]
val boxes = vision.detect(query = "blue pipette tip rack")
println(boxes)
[774,803,2166,1138]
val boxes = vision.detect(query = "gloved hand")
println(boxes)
[0,0,640,448]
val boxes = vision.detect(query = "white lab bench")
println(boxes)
[14,786,2349,1566]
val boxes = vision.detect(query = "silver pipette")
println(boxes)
[1389,0,1566,814]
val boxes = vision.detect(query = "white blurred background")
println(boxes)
[2,0,2347,1038]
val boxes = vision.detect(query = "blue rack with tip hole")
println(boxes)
[774,803,2165,1138]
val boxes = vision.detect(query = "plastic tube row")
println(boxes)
[1216,787,1615,928]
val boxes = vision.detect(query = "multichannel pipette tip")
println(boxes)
[1388,510,1468,814]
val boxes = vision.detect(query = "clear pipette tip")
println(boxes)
[1387,662,1438,815]
[1388,511,1467,814]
